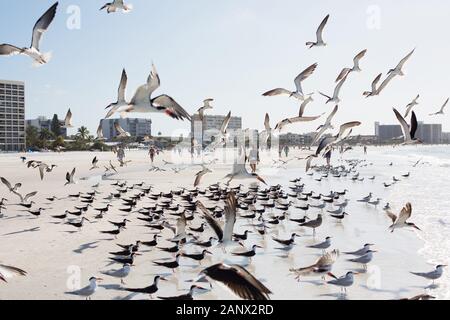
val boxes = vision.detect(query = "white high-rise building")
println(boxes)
[0,80,26,152]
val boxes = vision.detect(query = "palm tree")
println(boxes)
[76,126,90,141]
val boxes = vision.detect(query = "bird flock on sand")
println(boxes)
[0,4,447,301]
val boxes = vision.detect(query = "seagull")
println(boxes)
[105,65,191,121]
[274,115,323,131]
[336,49,367,82]
[100,0,133,13]
[0,2,58,66]
[114,121,131,138]
[347,250,376,270]
[327,271,358,295]
[262,63,318,100]
[298,94,314,117]
[319,75,348,104]
[310,105,339,146]
[307,237,332,251]
[101,264,131,284]
[63,108,73,128]
[344,244,375,256]
[290,250,339,280]
[362,73,382,97]
[65,168,76,186]
[388,48,415,77]
[315,121,362,156]
[260,113,272,144]
[429,98,449,116]
[197,192,237,247]
[200,263,272,300]
[0,264,27,283]
[386,202,421,232]
[306,14,330,48]
[90,157,99,170]
[224,161,267,185]
[123,276,167,298]
[1,177,22,193]
[12,190,38,208]
[404,94,420,117]
[194,166,212,187]
[206,111,232,150]
[38,163,56,180]
[411,265,446,285]
[198,98,214,121]
[393,109,422,145]
[65,277,102,300]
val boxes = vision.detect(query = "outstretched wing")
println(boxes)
[197,201,223,241]
[294,63,318,95]
[393,108,411,141]
[262,88,292,97]
[31,2,58,50]
[1,177,12,191]
[151,94,191,121]
[223,192,237,242]
[117,69,128,103]
[316,15,330,44]
[0,44,22,56]
[23,191,38,202]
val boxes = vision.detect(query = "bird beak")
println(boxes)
[255,245,263,249]
[414,225,421,231]
[160,277,168,281]
[85,218,91,223]
[96,277,103,281]
[205,250,213,255]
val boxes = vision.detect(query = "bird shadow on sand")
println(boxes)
[73,241,100,254]
[359,284,410,296]
[3,227,40,236]
[99,284,122,291]
[409,284,439,290]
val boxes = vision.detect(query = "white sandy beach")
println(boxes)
[0,146,448,300]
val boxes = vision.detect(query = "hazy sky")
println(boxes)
[1,0,450,137]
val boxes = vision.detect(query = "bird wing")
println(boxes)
[130,84,151,106]
[325,105,339,125]
[262,88,292,97]
[0,44,22,56]
[333,75,347,99]
[70,168,76,179]
[316,136,337,156]
[335,68,351,83]
[92,157,97,165]
[353,49,367,69]
[395,48,415,71]
[197,201,223,241]
[23,191,38,202]
[337,121,361,139]
[410,111,418,139]
[316,15,330,43]
[393,108,411,141]
[1,177,12,191]
[376,73,396,95]
[219,111,232,134]
[96,121,104,140]
[117,69,128,103]
[205,264,271,300]
[30,2,58,51]
[397,203,412,225]
[203,98,214,108]
[64,109,72,127]
[38,165,46,180]
[371,73,383,92]
[298,97,312,117]
[386,210,398,224]
[176,213,187,235]
[223,192,237,243]
[147,64,161,97]
[264,113,271,131]
[151,94,191,121]
[294,63,318,95]
[114,122,127,135]
[0,264,27,278]
[440,98,449,112]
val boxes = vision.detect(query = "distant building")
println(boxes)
[0,80,26,152]
[375,121,443,144]
[442,132,450,144]
[26,116,68,138]
[279,133,313,146]
[191,113,242,143]
[101,118,152,140]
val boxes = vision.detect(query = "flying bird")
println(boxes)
[114,121,131,138]
[1,177,22,193]
[194,166,212,187]
[388,48,415,77]
[336,49,367,82]
[200,263,272,300]
[0,264,27,283]
[306,14,330,48]
[90,157,99,170]
[100,0,133,13]
[362,73,382,98]
[198,98,214,121]
[310,105,339,146]
[393,108,422,145]
[386,202,421,232]
[262,63,318,100]
[63,108,73,128]
[65,168,76,186]
[0,2,58,66]
[404,95,420,117]
[429,98,449,116]
[105,65,191,121]
[319,75,348,104]
[274,115,323,131]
